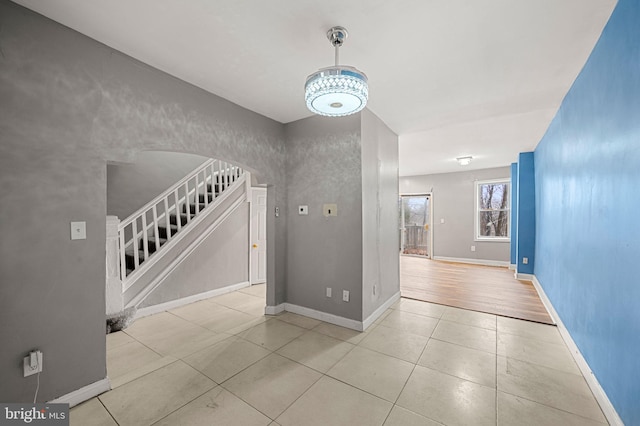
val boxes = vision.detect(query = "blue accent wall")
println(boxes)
[510,163,518,266]
[516,153,535,274]
[534,0,640,423]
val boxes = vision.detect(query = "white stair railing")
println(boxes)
[118,159,244,287]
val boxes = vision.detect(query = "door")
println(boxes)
[250,187,267,284]
[400,194,431,258]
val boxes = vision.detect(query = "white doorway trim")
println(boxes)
[249,187,267,284]
[400,192,433,258]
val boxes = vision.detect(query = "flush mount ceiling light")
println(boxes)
[305,26,368,117]
[457,156,473,166]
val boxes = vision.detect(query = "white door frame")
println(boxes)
[399,192,433,258]
[249,187,267,284]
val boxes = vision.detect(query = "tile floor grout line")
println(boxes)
[427,335,497,356]
[147,381,218,426]
[497,389,609,424]
[97,395,121,426]
[121,330,167,358]
[497,353,586,377]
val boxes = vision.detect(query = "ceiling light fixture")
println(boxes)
[456,156,473,166]
[305,26,368,117]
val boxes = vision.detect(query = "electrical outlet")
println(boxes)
[522,257,529,265]
[23,350,43,377]
[326,287,332,297]
[440,218,445,224]
[342,290,350,302]
[470,245,476,252]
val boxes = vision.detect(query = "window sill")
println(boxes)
[474,238,510,243]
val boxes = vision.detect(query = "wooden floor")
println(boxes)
[401,256,554,324]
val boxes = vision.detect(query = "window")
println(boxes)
[475,179,510,240]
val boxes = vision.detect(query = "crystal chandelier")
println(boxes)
[305,26,368,117]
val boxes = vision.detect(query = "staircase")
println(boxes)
[117,159,245,291]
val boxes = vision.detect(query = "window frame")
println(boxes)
[474,178,510,242]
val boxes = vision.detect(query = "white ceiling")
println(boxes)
[13,0,615,176]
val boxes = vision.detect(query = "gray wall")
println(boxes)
[0,1,286,403]
[400,167,511,262]
[284,115,363,321]
[361,110,400,319]
[142,202,249,307]
[107,151,208,219]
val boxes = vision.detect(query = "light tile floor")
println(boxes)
[72,285,608,426]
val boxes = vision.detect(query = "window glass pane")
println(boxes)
[480,183,509,210]
[479,210,509,237]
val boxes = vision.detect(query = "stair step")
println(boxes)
[139,237,167,254]
[207,183,223,194]
[170,213,190,226]
[157,225,178,239]
[197,193,215,204]
[183,203,206,215]
[124,250,146,270]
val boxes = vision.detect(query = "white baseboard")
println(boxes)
[432,256,510,268]
[509,264,516,270]
[532,276,623,426]
[516,272,534,281]
[283,303,363,331]
[135,281,250,319]
[265,303,285,315]
[362,291,401,331]
[49,378,111,408]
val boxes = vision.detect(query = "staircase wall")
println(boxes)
[140,201,249,308]
[123,181,247,307]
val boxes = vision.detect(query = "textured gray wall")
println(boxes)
[399,167,511,262]
[0,1,286,403]
[284,115,363,321]
[361,110,400,319]
[107,151,208,219]
[142,202,249,307]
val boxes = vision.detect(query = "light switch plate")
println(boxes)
[70,221,86,240]
[342,290,350,302]
[298,205,308,215]
[323,204,338,217]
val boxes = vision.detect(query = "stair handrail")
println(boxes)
[117,158,244,282]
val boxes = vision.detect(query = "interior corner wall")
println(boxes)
[533,0,639,423]
[284,114,363,321]
[0,0,286,403]
[361,109,399,319]
[107,151,209,219]
[399,167,511,262]
[515,152,535,274]
[509,163,518,266]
